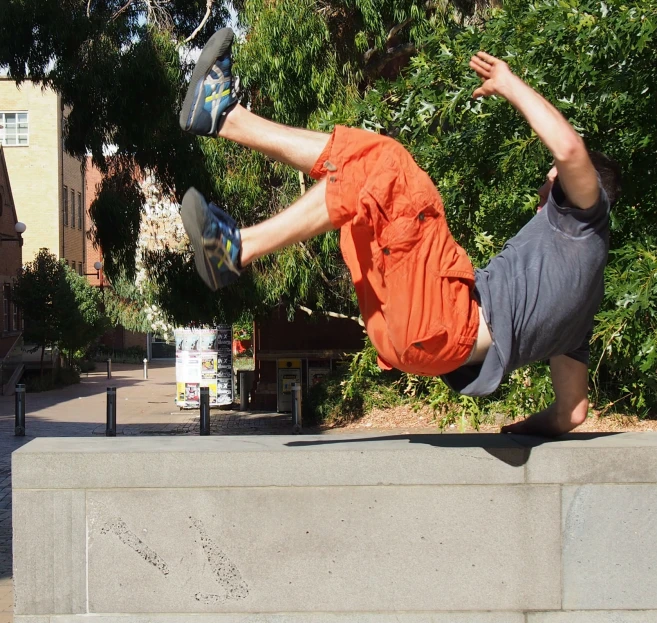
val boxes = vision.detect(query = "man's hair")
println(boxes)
[588,151,622,205]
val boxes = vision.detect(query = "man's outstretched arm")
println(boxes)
[501,355,589,436]
[470,51,599,210]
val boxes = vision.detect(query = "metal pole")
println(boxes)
[292,383,302,434]
[143,358,148,380]
[107,358,112,379]
[239,371,248,411]
[106,387,116,437]
[15,383,26,436]
[199,387,210,436]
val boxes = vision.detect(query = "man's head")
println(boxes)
[537,151,622,210]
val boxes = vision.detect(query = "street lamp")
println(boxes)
[84,261,105,311]
[0,222,27,244]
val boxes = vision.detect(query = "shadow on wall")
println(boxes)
[285,431,622,467]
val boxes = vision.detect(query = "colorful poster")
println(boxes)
[174,326,233,408]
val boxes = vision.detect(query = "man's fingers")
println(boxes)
[476,50,498,64]
[469,57,490,78]
[472,86,486,99]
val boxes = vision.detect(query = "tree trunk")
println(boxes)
[40,345,45,378]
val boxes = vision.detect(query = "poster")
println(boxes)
[175,326,233,408]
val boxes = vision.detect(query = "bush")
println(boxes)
[23,366,81,392]
[306,340,404,426]
[324,0,657,423]
[89,344,147,364]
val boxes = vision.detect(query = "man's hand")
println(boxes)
[501,355,589,437]
[469,50,599,210]
[470,51,517,99]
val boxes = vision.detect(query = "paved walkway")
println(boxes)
[0,362,292,622]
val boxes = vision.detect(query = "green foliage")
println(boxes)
[325,0,657,421]
[58,266,109,366]
[24,366,81,393]
[592,240,657,415]
[306,340,403,425]
[13,249,63,367]
[89,168,145,282]
[14,249,108,372]
[89,344,147,364]
[5,0,656,420]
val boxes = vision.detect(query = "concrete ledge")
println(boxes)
[12,432,657,619]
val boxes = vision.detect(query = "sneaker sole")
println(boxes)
[181,187,220,291]
[179,27,235,133]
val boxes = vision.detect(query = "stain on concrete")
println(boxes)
[101,517,170,577]
[190,516,249,601]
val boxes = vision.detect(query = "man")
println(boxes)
[178,28,621,436]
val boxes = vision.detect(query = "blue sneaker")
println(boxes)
[181,187,242,291]
[179,27,238,136]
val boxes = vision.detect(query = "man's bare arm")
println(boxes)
[470,51,599,210]
[501,355,589,436]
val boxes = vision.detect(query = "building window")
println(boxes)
[63,185,69,226]
[78,264,83,276]
[78,192,82,230]
[70,188,75,227]
[13,299,19,332]
[0,112,29,146]
[3,284,11,332]
[72,261,76,272]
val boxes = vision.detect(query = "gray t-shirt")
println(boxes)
[441,181,610,396]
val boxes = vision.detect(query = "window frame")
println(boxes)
[0,111,29,147]
[3,283,11,333]
[70,188,75,228]
[63,185,69,227]
[77,192,83,230]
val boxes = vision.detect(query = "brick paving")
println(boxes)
[0,361,292,621]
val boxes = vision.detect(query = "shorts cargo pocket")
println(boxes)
[377,215,422,275]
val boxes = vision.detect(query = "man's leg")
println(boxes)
[240,178,333,266]
[179,27,329,174]
[219,104,329,176]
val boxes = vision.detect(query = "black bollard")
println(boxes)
[106,387,116,437]
[292,383,302,434]
[200,387,210,436]
[107,358,112,379]
[15,384,26,436]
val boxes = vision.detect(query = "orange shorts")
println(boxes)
[309,126,479,376]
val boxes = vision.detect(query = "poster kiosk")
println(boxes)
[175,326,233,409]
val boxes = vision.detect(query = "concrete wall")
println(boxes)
[12,432,657,621]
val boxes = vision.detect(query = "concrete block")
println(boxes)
[523,432,657,483]
[43,615,525,623]
[562,484,657,609]
[12,435,527,490]
[86,485,560,613]
[529,613,657,622]
[12,490,86,615]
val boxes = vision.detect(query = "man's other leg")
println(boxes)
[240,178,333,266]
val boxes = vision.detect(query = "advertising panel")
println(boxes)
[175,326,233,408]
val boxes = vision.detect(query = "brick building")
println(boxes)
[0,147,23,358]
[0,79,86,270]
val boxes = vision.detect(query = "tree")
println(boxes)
[14,250,109,374]
[57,266,108,367]
[13,249,66,375]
